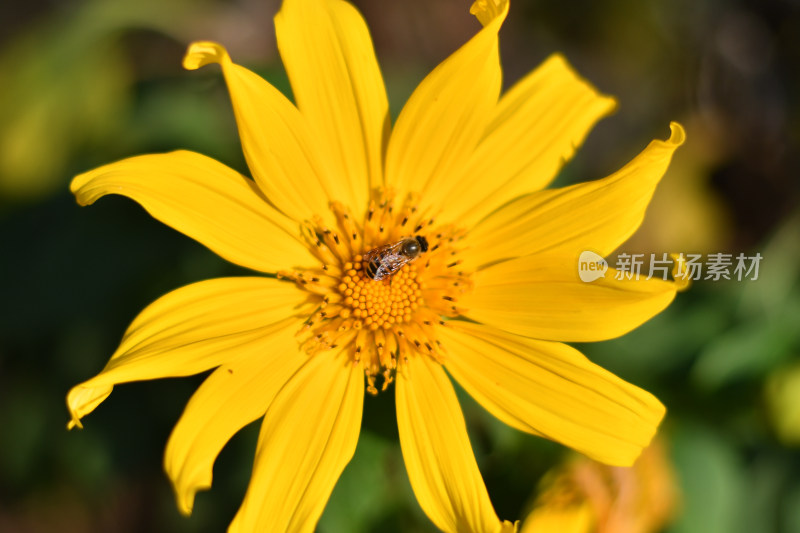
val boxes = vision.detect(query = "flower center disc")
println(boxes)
[339,259,421,329]
[279,192,472,394]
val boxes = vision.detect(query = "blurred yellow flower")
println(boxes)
[66,0,684,531]
[766,361,800,446]
[521,440,679,533]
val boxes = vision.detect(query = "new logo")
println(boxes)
[578,251,608,282]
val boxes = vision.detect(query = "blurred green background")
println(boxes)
[1,0,799,531]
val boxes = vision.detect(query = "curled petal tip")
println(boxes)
[670,253,692,292]
[69,174,82,194]
[499,519,519,532]
[177,493,196,517]
[183,41,230,71]
[667,121,686,146]
[66,391,85,430]
[70,167,106,205]
[168,464,210,517]
[470,0,509,26]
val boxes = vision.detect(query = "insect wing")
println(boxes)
[375,253,409,279]
[363,240,410,280]
[362,242,393,271]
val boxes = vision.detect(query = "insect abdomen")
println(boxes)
[365,257,382,280]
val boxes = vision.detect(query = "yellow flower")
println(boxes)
[66,0,685,531]
[520,440,680,533]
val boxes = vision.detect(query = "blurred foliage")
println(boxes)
[1,0,799,532]
[692,212,800,390]
[0,0,221,202]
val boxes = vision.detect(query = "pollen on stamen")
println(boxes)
[285,191,472,394]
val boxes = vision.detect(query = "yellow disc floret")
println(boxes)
[340,258,421,329]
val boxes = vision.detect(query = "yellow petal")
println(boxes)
[441,54,617,227]
[442,322,665,466]
[520,501,594,533]
[229,351,363,533]
[274,0,389,211]
[396,355,507,533]
[164,326,307,515]
[71,151,316,273]
[384,0,508,209]
[461,255,677,342]
[463,123,686,266]
[183,42,338,222]
[66,277,306,429]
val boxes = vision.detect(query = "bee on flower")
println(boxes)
[66,0,685,531]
